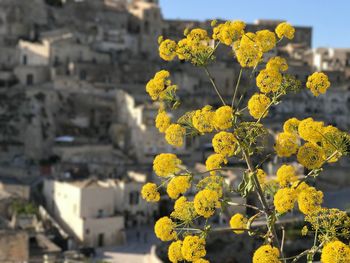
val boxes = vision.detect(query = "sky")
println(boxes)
[159,0,350,48]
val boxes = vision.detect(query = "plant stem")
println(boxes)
[204,66,226,106]
[242,150,285,262]
[232,68,243,108]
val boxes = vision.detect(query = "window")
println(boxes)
[85,228,90,235]
[26,74,34,85]
[129,191,140,205]
[22,55,27,65]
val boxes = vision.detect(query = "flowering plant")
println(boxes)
[142,20,350,263]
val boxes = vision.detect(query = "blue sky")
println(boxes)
[159,0,350,48]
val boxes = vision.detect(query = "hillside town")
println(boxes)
[0,0,349,262]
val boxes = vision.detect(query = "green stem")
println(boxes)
[204,66,227,106]
[232,68,243,108]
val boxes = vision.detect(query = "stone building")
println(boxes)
[43,174,157,247]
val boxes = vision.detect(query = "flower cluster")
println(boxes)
[141,18,349,263]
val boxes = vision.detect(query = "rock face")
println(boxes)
[0,230,29,262]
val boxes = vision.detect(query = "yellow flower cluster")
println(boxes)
[273,187,297,214]
[283,117,300,134]
[197,175,224,197]
[253,244,281,263]
[212,131,237,157]
[297,186,323,215]
[298,117,324,143]
[212,20,245,46]
[155,110,171,133]
[194,189,220,218]
[233,33,263,68]
[213,106,234,130]
[321,125,343,162]
[154,216,177,241]
[171,196,197,222]
[229,213,248,234]
[266,56,288,72]
[153,153,182,177]
[193,105,215,133]
[297,142,325,169]
[256,29,277,52]
[159,39,177,61]
[256,68,282,93]
[146,70,172,100]
[256,169,267,188]
[248,93,271,119]
[141,183,160,202]
[205,153,227,175]
[275,22,295,39]
[165,124,186,147]
[167,175,191,199]
[168,240,183,263]
[274,132,299,157]
[181,235,207,262]
[321,240,350,263]
[306,72,331,96]
[276,164,298,187]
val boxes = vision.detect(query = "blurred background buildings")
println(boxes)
[0,0,349,262]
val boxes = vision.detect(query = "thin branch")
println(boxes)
[225,201,264,213]
[204,66,227,106]
[232,68,243,108]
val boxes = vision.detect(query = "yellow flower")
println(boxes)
[205,153,227,175]
[298,117,324,143]
[192,105,215,133]
[247,93,271,119]
[155,110,171,133]
[171,196,197,223]
[256,169,267,188]
[301,226,308,236]
[154,216,177,241]
[141,183,160,202]
[276,164,298,187]
[194,189,220,218]
[233,33,263,68]
[146,70,170,100]
[266,56,288,72]
[306,72,331,96]
[167,175,191,199]
[321,240,350,263]
[196,175,224,198]
[253,244,281,263]
[193,259,210,263]
[283,117,300,135]
[256,68,282,93]
[187,28,209,44]
[213,20,245,46]
[153,153,182,177]
[159,39,177,61]
[165,124,186,147]
[297,142,325,169]
[168,240,183,263]
[181,235,206,262]
[321,125,343,162]
[275,22,295,39]
[213,106,234,130]
[176,38,191,60]
[274,132,299,157]
[212,131,237,157]
[291,181,309,195]
[274,187,297,214]
[229,213,248,234]
[297,186,323,215]
[256,29,276,52]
